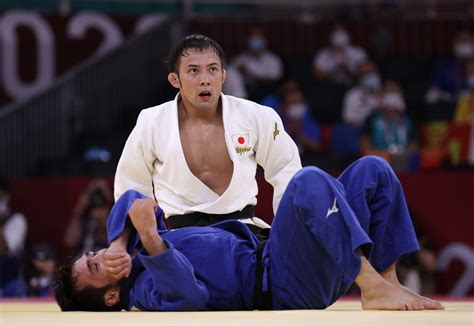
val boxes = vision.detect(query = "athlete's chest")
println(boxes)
[179,121,233,194]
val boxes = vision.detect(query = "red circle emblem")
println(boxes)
[238,137,245,144]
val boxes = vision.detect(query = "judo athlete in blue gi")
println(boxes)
[53,156,443,311]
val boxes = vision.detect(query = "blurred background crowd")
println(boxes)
[0,0,473,299]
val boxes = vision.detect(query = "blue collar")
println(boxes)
[119,255,145,310]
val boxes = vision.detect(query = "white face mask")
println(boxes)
[331,31,350,47]
[382,92,406,112]
[361,73,381,91]
[286,103,306,119]
[248,36,267,52]
[454,42,474,59]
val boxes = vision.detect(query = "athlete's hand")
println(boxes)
[128,198,158,236]
[104,239,132,280]
[128,198,167,256]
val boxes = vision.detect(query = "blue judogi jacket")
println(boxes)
[107,190,259,311]
[105,160,417,311]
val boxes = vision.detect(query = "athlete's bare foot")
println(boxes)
[380,264,444,310]
[356,256,425,310]
[360,278,424,310]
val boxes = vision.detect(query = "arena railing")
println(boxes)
[0,20,176,177]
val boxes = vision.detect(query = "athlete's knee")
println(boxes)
[292,166,337,195]
[294,166,332,184]
[357,155,394,174]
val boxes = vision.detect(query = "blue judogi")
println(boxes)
[107,156,419,311]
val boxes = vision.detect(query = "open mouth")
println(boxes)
[198,91,212,100]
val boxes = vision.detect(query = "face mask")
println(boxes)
[331,31,350,47]
[286,103,306,119]
[360,73,381,91]
[0,197,7,216]
[467,75,474,89]
[382,92,405,112]
[248,36,267,52]
[454,42,474,59]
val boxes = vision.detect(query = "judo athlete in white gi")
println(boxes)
[53,156,443,312]
[114,35,301,230]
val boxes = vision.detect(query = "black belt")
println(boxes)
[167,205,255,229]
[254,239,272,310]
[168,205,273,309]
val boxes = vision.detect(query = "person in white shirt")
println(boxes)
[0,178,28,296]
[231,28,283,101]
[222,64,247,99]
[342,61,383,126]
[313,24,368,86]
[115,34,302,230]
[0,179,27,256]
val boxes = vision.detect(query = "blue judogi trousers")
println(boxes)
[267,156,420,309]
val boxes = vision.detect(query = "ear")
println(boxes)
[168,72,181,89]
[222,68,227,84]
[104,287,120,307]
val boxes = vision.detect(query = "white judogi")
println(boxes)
[114,93,302,222]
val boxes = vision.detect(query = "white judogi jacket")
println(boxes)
[114,93,302,220]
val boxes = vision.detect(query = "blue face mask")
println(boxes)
[248,36,266,52]
[361,73,381,91]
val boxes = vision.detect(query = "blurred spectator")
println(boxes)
[262,80,321,157]
[342,61,382,126]
[25,244,56,297]
[222,64,248,99]
[361,80,418,169]
[454,58,474,165]
[231,27,283,101]
[64,178,112,256]
[0,178,28,297]
[313,24,368,86]
[425,30,474,104]
[454,59,474,123]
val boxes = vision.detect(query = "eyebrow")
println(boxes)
[186,62,219,68]
[86,258,93,275]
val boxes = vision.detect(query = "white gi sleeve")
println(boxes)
[114,110,157,201]
[255,108,302,214]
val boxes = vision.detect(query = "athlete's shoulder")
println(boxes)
[223,94,280,120]
[136,99,175,124]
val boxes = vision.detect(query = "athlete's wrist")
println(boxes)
[140,230,167,256]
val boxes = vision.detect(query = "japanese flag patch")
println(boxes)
[233,134,252,155]
[233,134,250,146]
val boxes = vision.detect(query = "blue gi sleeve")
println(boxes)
[131,240,209,311]
[107,189,167,253]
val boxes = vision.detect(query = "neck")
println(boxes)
[178,96,221,122]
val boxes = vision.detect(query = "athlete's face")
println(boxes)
[168,48,226,111]
[74,249,116,289]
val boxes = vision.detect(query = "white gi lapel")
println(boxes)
[186,94,240,212]
[203,94,257,213]
[168,94,220,204]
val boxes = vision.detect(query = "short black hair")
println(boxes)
[53,257,121,311]
[165,34,225,73]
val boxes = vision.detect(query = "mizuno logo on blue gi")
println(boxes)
[326,198,339,218]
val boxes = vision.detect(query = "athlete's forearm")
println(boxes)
[111,225,131,249]
[139,230,168,256]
